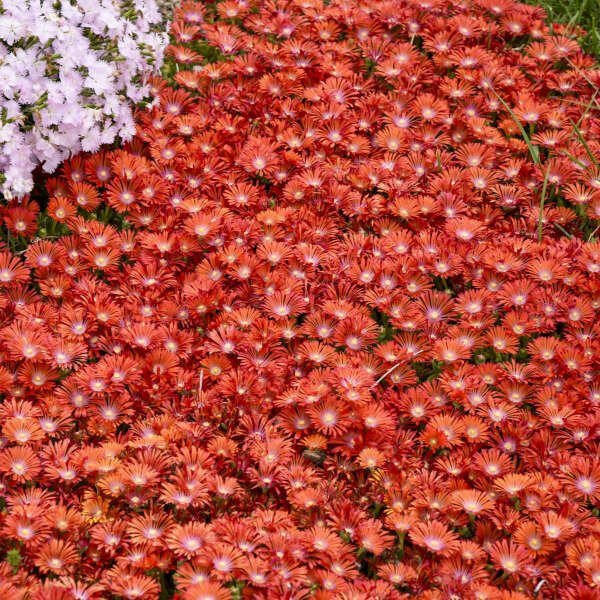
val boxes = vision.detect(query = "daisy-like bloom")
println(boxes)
[409,520,460,555]
[90,520,127,552]
[25,240,64,270]
[183,582,233,600]
[3,417,44,444]
[514,522,552,555]
[474,449,513,478]
[561,458,600,501]
[3,204,39,237]
[357,447,386,469]
[378,562,417,586]
[205,543,243,578]
[565,536,600,571]
[86,151,113,185]
[4,515,50,544]
[432,339,472,362]
[536,511,574,541]
[237,137,280,176]
[446,217,485,242]
[126,513,173,547]
[357,520,394,555]
[305,525,345,558]
[486,326,519,354]
[34,539,79,574]
[54,578,105,600]
[160,479,206,508]
[108,573,160,600]
[0,446,41,481]
[306,400,347,436]
[106,179,142,213]
[264,291,306,319]
[69,182,102,210]
[416,291,455,328]
[462,416,490,443]
[82,246,120,270]
[166,522,214,557]
[489,540,533,575]
[299,341,337,365]
[0,253,30,285]
[450,490,494,516]
[333,317,380,352]
[495,473,535,496]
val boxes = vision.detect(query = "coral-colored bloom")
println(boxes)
[0,1,598,598]
[409,521,460,555]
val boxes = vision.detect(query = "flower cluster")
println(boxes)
[0,0,168,199]
[0,0,600,599]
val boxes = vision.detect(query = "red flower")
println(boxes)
[0,0,598,597]
[409,520,460,555]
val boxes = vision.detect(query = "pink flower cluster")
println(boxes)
[0,0,167,198]
[0,0,599,599]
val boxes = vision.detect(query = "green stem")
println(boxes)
[537,163,551,243]
[398,531,406,560]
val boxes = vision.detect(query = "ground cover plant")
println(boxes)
[1,0,600,598]
[531,0,599,56]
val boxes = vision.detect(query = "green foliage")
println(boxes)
[532,0,600,57]
[6,549,21,571]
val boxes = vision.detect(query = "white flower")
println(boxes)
[0,16,26,45]
[0,0,168,197]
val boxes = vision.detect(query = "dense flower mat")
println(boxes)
[1,0,600,598]
[0,0,167,198]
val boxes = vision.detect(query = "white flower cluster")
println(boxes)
[0,0,168,198]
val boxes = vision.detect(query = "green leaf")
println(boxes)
[538,162,551,243]
[6,549,21,570]
[490,87,541,165]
